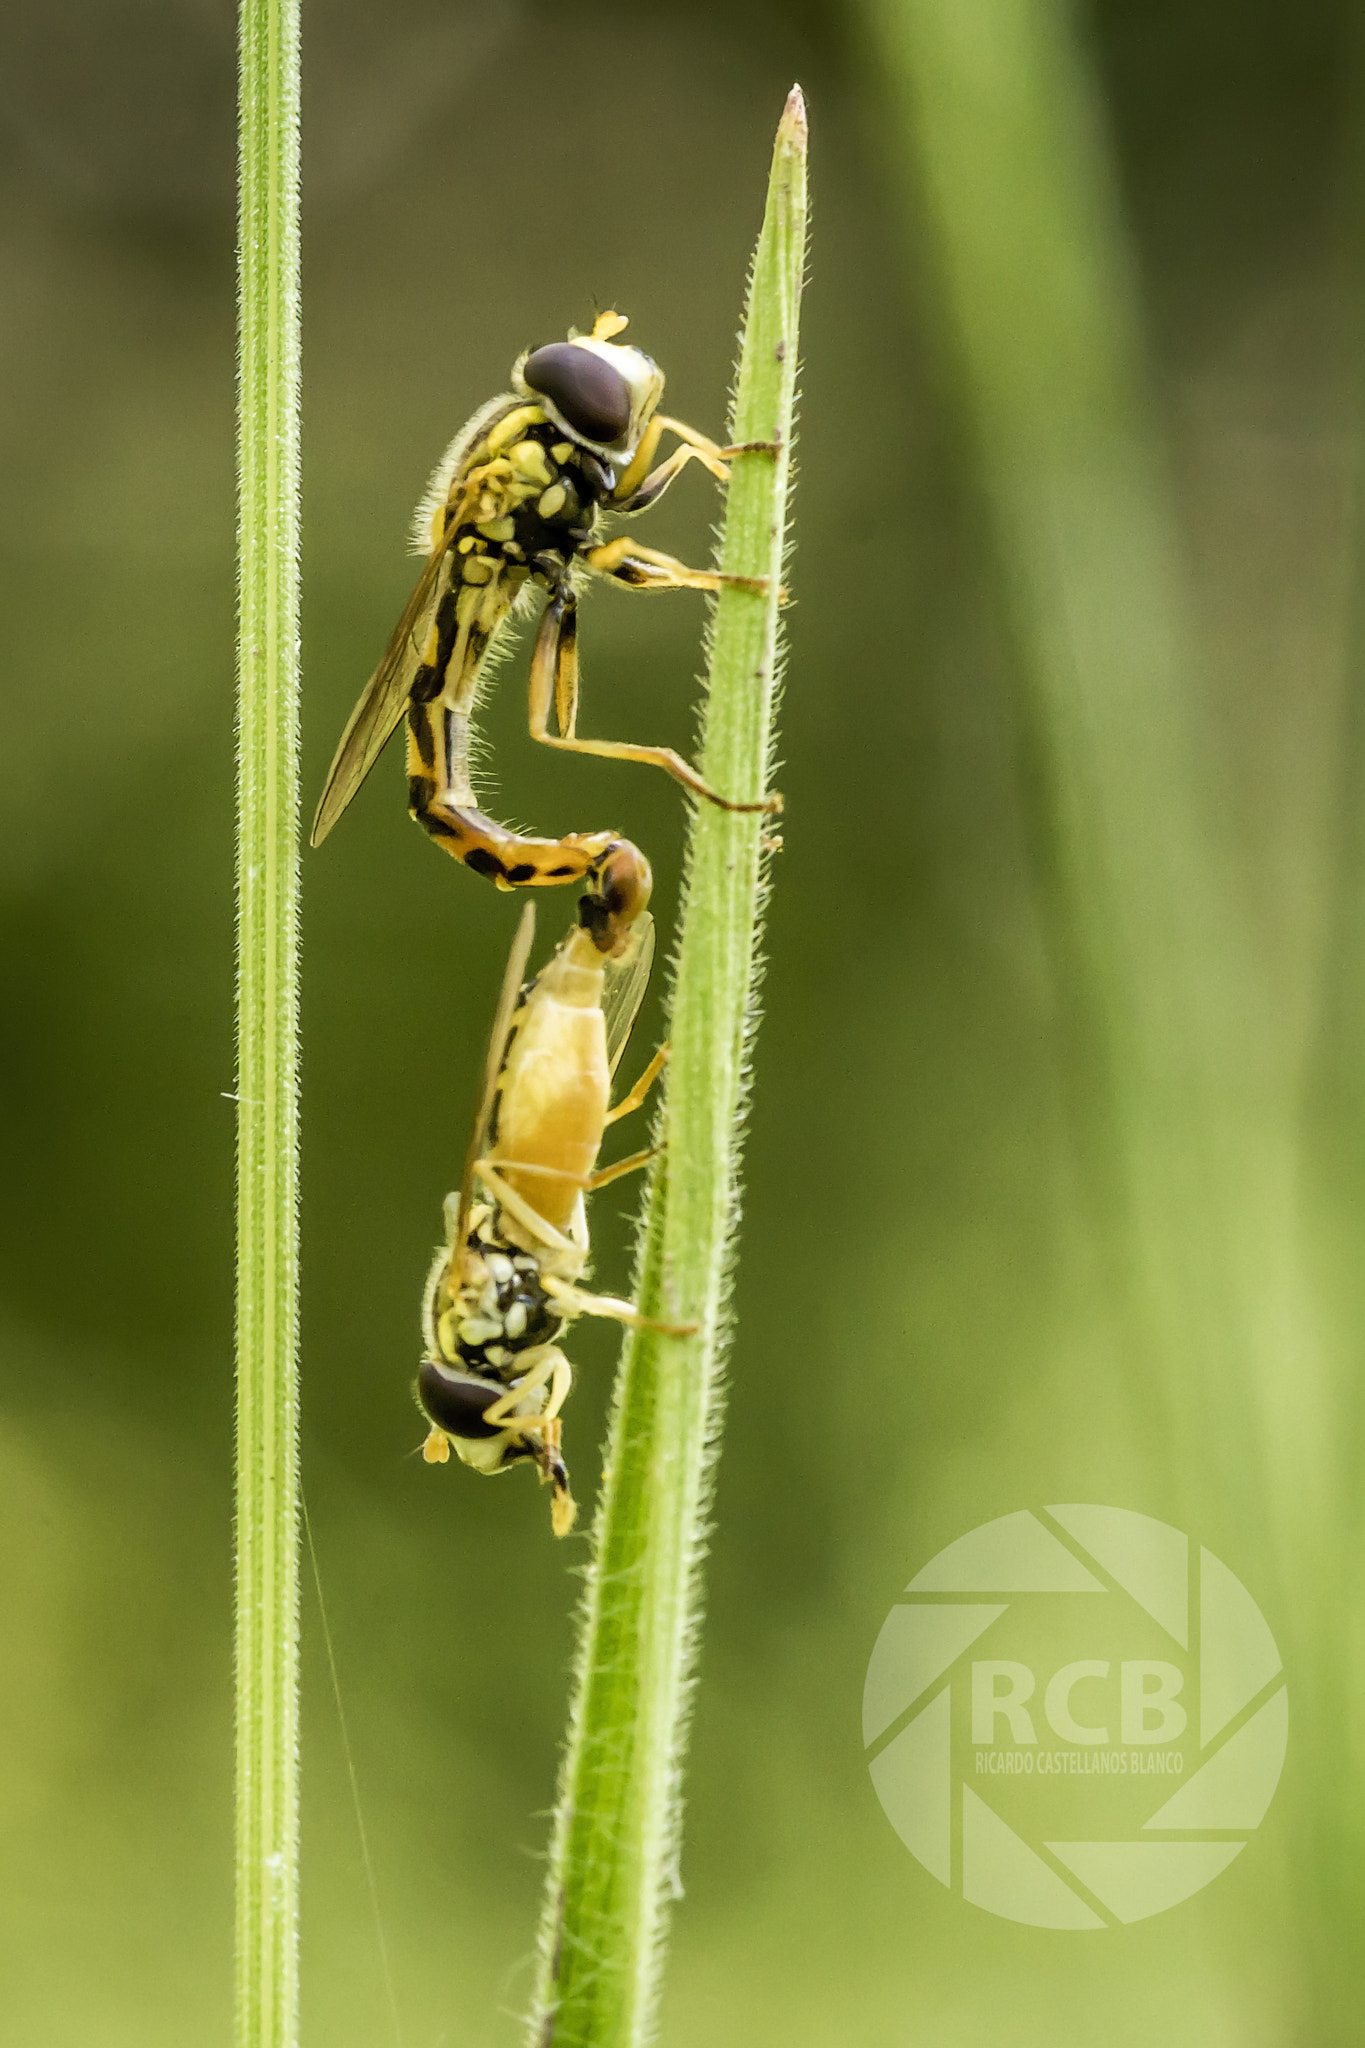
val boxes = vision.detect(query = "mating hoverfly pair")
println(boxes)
[315,313,776,1530]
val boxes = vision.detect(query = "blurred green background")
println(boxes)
[2,0,1362,2041]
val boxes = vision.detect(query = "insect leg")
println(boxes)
[480,1145,655,1199]
[542,1275,698,1337]
[481,1348,574,1430]
[480,1352,578,1536]
[612,441,720,514]
[605,1043,669,1124]
[610,413,727,509]
[474,1164,583,1257]
[586,1146,658,1191]
[614,415,783,510]
[528,591,781,816]
[613,413,783,504]
[407,687,621,888]
[584,535,771,597]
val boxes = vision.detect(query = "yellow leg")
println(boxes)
[422,1364,577,1533]
[587,1146,658,1191]
[543,1275,697,1337]
[652,414,732,480]
[528,592,782,816]
[481,1157,589,1188]
[612,440,716,513]
[482,1349,573,1432]
[473,1161,582,1256]
[613,413,729,505]
[614,414,782,508]
[605,1042,669,1124]
[585,535,769,596]
[480,1355,578,1534]
[479,1140,654,1198]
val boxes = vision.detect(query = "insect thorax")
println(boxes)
[431,1208,566,1381]
[452,414,612,582]
[407,416,614,723]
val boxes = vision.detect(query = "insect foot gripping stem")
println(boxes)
[579,840,653,956]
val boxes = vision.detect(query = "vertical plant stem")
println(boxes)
[528,89,808,2048]
[236,0,302,2042]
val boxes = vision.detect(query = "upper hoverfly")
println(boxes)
[416,845,689,1534]
[311,312,780,895]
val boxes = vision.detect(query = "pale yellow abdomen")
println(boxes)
[492,991,609,1233]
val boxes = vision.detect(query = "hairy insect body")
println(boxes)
[418,1203,570,1493]
[405,407,619,886]
[431,1212,564,1378]
[310,311,779,894]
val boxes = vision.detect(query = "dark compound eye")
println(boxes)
[580,840,653,953]
[523,343,632,445]
[417,1361,508,1439]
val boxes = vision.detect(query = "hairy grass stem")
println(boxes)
[526,87,808,2048]
[235,0,302,2042]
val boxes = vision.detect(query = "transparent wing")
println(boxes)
[454,904,537,1248]
[309,546,453,847]
[603,913,656,1077]
[310,393,524,848]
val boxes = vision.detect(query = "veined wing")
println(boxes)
[310,393,523,849]
[603,913,656,1077]
[454,904,537,1248]
[310,543,453,847]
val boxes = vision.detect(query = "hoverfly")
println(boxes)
[311,311,780,894]
[416,845,688,1534]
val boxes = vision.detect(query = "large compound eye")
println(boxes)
[522,343,632,444]
[417,1361,507,1439]
[579,839,653,953]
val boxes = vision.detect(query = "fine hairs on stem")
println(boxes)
[526,87,808,2048]
[235,0,302,2043]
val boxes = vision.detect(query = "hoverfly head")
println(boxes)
[516,316,664,461]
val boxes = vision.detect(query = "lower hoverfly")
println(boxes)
[311,311,780,894]
[417,845,689,1534]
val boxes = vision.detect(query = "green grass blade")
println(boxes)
[858,0,1274,1507]
[861,5,1350,2021]
[235,0,302,2042]
[527,87,808,2048]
